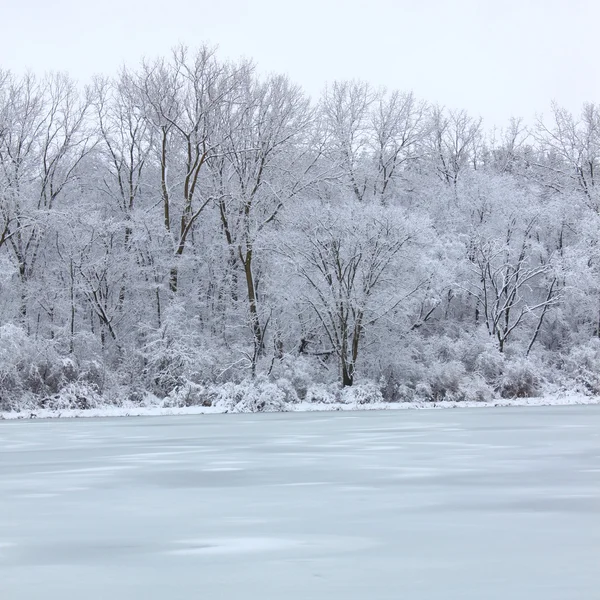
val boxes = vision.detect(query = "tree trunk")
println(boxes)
[341,360,354,387]
[243,248,264,372]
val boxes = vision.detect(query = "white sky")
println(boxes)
[2,0,599,129]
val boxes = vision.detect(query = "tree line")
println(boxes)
[1,45,600,409]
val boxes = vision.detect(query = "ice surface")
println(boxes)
[1,406,599,599]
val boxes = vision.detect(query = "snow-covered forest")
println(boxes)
[2,45,600,412]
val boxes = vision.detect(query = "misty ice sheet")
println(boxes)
[1,407,599,600]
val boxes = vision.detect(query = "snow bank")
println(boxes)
[1,390,598,420]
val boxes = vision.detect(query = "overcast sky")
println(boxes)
[2,0,599,128]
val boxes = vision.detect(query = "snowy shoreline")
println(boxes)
[1,394,599,420]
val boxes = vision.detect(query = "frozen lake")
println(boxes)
[1,406,599,599]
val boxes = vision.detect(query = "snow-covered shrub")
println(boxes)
[138,302,241,397]
[34,355,65,395]
[142,336,192,394]
[269,355,327,400]
[78,360,105,392]
[375,360,422,403]
[558,339,600,395]
[340,381,384,404]
[0,325,23,409]
[274,378,300,404]
[161,382,211,408]
[210,378,290,413]
[462,374,494,403]
[497,358,541,398]
[377,331,498,403]
[427,360,467,400]
[294,380,383,405]
[40,382,102,411]
[304,383,340,404]
[0,325,38,403]
[378,366,402,401]
[0,324,111,411]
[474,346,505,385]
[0,325,79,408]
[142,333,234,396]
[393,384,417,402]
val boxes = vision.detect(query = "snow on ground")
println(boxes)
[1,406,599,599]
[1,393,599,420]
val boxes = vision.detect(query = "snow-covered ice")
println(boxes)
[1,406,599,599]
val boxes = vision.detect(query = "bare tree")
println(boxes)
[134,45,242,293]
[487,117,529,175]
[427,106,482,186]
[284,202,422,386]
[215,71,314,374]
[320,81,375,202]
[368,90,428,202]
[320,82,427,204]
[534,102,600,210]
[461,222,560,353]
[0,72,94,323]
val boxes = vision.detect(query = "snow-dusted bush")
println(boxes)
[0,325,24,409]
[269,355,326,400]
[274,378,300,404]
[413,361,492,402]
[304,383,341,404]
[161,382,211,408]
[462,375,495,403]
[0,325,40,405]
[340,381,384,404]
[140,305,239,397]
[40,382,103,411]
[142,335,195,395]
[427,360,467,400]
[558,339,600,395]
[375,331,499,403]
[210,378,290,413]
[0,325,92,409]
[474,347,506,385]
[157,376,299,411]
[497,358,541,398]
